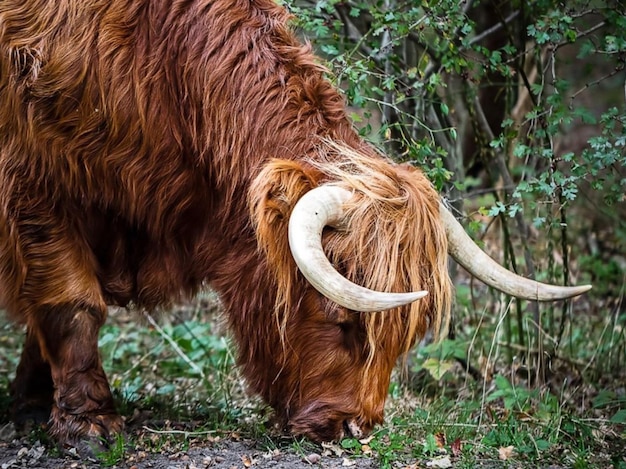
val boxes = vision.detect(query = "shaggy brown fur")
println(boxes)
[0,0,452,444]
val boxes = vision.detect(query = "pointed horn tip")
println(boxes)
[523,283,592,302]
[345,290,428,312]
[564,284,592,298]
[411,290,429,301]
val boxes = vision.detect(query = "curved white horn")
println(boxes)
[288,186,428,312]
[441,203,592,301]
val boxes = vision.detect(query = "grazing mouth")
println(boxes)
[287,401,376,442]
[343,418,366,439]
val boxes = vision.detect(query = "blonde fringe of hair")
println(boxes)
[309,141,452,364]
[249,140,453,373]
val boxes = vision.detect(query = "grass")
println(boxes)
[94,433,126,467]
[1,285,625,468]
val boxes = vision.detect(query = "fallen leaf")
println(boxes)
[434,432,446,448]
[478,354,494,381]
[426,455,452,468]
[450,438,462,457]
[321,442,344,457]
[241,454,255,467]
[498,445,515,460]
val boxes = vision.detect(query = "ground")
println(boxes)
[0,426,379,469]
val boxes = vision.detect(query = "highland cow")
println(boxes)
[0,0,590,446]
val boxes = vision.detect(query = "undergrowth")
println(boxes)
[1,284,625,468]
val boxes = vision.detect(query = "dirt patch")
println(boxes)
[0,423,378,469]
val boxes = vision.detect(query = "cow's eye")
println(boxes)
[337,319,355,335]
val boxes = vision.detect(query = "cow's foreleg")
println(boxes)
[32,304,123,446]
[5,208,123,447]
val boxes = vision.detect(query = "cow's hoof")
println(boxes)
[59,436,121,460]
[49,407,125,454]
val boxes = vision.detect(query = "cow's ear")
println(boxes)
[248,158,322,271]
[249,159,322,316]
[249,159,322,229]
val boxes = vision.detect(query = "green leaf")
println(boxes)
[422,358,455,380]
[494,374,513,391]
[341,438,361,449]
[610,409,626,424]
[488,202,506,217]
[535,439,551,451]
